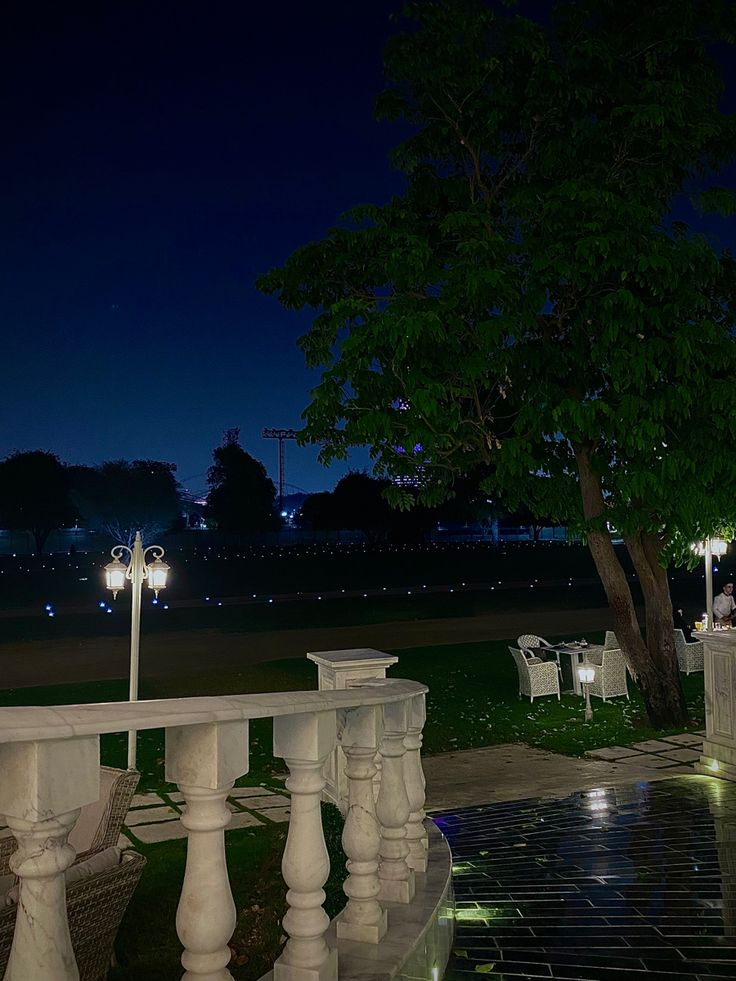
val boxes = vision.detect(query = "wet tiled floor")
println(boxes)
[438,775,736,980]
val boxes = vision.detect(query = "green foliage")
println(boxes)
[258,0,736,564]
[206,429,279,533]
[0,450,77,554]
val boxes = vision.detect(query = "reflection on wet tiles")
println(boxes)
[441,775,736,979]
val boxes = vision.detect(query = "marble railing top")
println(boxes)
[695,629,736,642]
[0,678,428,744]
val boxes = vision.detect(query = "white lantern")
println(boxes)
[104,557,127,597]
[578,663,596,686]
[147,556,170,596]
[712,538,729,559]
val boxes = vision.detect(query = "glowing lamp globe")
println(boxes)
[104,557,127,597]
[577,663,596,686]
[147,556,170,596]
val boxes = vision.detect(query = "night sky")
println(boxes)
[2,2,735,499]
[2,1,404,497]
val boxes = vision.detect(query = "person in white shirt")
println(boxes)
[713,582,736,625]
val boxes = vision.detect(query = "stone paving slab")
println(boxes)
[255,806,290,823]
[657,747,702,763]
[125,804,179,826]
[131,793,166,808]
[233,793,289,809]
[132,820,188,843]
[227,812,263,830]
[615,753,683,768]
[629,738,682,753]
[660,733,703,746]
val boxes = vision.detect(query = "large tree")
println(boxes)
[70,459,182,543]
[259,0,736,726]
[0,450,77,554]
[205,429,278,533]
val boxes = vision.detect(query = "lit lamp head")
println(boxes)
[712,538,729,559]
[147,556,170,597]
[104,557,127,598]
[577,662,596,686]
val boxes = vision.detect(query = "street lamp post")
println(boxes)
[691,537,728,627]
[577,663,596,722]
[105,531,170,769]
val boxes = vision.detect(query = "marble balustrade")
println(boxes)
[0,674,438,981]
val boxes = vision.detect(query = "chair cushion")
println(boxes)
[68,767,120,854]
[2,846,121,905]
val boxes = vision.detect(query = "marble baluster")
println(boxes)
[336,705,387,943]
[404,693,428,871]
[0,735,100,981]
[376,700,415,903]
[166,720,249,981]
[273,711,338,981]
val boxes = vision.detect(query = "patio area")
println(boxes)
[440,774,736,980]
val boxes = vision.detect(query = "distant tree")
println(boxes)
[70,459,181,543]
[205,429,278,533]
[0,450,77,554]
[332,472,392,535]
[297,492,339,531]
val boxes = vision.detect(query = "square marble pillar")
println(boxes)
[696,630,736,780]
[307,648,398,811]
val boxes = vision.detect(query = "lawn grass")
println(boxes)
[0,633,705,787]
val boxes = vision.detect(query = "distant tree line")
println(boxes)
[0,431,281,553]
[0,438,556,554]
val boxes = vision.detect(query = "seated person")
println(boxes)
[713,582,736,626]
[673,608,693,642]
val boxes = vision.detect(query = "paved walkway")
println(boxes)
[116,733,704,846]
[441,774,736,980]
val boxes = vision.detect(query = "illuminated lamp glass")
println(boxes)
[147,556,170,596]
[104,558,127,597]
[577,663,596,686]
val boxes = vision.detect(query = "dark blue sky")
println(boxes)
[2,2,734,498]
[1,1,403,496]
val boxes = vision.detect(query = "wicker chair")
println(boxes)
[0,850,146,981]
[0,767,142,980]
[603,631,620,651]
[587,647,629,701]
[0,766,139,875]
[674,628,704,675]
[517,633,551,651]
[509,646,561,702]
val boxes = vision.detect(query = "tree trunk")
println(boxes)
[33,527,50,556]
[574,445,688,728]
[624,531,688,728]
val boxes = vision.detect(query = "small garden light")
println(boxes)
[577,662,596,722]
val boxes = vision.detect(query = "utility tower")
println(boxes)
[262,428,298,512]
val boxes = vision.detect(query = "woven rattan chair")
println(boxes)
[0,766,139,875]
[587,646,629,701]
[0,767,143,980]
[517,634,561,673]
[674,628,704,675]
[509,646,561,702]
[0,850,146,981]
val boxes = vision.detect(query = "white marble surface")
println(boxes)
[0,680,426,745]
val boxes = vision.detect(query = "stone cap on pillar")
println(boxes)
[307,648,399,670]
[308,648,399,693]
